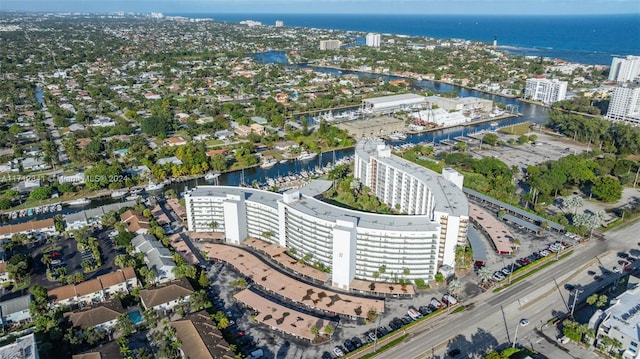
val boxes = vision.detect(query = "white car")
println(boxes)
[334,346,345,357]
[539,250,550,257]
[520,319,530,326]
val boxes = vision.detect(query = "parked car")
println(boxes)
[333,347,345,358]
[367,331,377,342]
[401,316,413,325]
[431,298,444,308]
[389,320,402,331]
[351,336,363,348]
[322,352,333,359]
[418,306,432,315]
[343,340,355,352]
[443,294,458,306]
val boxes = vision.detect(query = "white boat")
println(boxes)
[297,151,318,161]
[204,172,220,181]
[260,158,278,169]
[145,180,165,192]
[279,159,289,164]
[125,194,141,201]
[111,190,128,198]
[388,132,407,141]
[490,121,499,127]
[67,198,91,206]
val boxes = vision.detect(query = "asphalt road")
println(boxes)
[371,219,640,359]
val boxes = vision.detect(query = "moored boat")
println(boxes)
[297,151,318,161]
[111,189,128,198]
[67,198,91,206]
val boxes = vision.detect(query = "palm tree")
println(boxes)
[448,279,463,298]
[477,266,493,286]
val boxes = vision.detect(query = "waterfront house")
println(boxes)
[0,295,32,327]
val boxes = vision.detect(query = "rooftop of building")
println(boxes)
[356,139,469,218]
[0,333,38,359]
[362,93,425,105]
[601,285,640,341]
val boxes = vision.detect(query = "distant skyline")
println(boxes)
[2,0,639,15]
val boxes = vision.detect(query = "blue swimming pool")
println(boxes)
[128,310,144,324]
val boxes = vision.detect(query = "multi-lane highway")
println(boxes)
[373,220,640,359]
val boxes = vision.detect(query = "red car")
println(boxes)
[234,331,245,338]
[51,252,62,259]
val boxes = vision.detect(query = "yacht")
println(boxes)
[110,189,128,198]
[279,159,289,164]
[67,198,91,206]
[204,172,220,181]
[490,121,499,128]
[388,132,407,141]
[297,151,318,161]
[125,194,141,201]
[260,157,278,169]
[145,180,165,192]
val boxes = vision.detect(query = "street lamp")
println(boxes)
[570,288,584,319]
[512,320,520,348]
[373,313,382,352]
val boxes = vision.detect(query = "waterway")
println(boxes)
[172,54,549,190]
[3,53,550,226]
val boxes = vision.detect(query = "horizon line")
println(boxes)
[2,10,639,16]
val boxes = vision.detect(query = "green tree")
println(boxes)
[29,186,52,200]
[482,133,499,146]
[198,269,210,288]
[116,313,135,337]
[591,176,623,203]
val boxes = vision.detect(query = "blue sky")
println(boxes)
[2,0,639,15]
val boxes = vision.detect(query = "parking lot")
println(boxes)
[29,227,119,289]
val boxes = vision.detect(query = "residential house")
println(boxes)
[120,210,151,235]
[16,179,41,194]
[0,333,39,359]
[273,141,299,152]
[131,234,176,283]
[214,129,233,140]
[71,340,122,359]
[64,298,124,332]
[170,311,235,359]
[0,262,8,285]
[77,138,92,149]
[157,156,183,166]
[164,136,188,147]
[139,278,193,312]
[251,116,268,125]
[0,218,57,240]
[65,212,90,231]
[0,295,32,327]
[192,134,210,142]
[48,267,138,307]
[205,149,229,158]
[58,172,85,185]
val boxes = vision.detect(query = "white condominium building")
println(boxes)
[609,55,640,83]
[319,40,341,50]
[275,20,284,27]
[524,78,568,104]
[595,285,640,359]
[185,141,468,290]
[366,33,381,47]
[606,83,640,126]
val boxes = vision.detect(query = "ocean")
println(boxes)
[167,13,640,66]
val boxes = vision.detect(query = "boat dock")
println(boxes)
[439,139,457,146]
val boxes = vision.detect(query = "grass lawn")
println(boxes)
[499,122,532,136]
